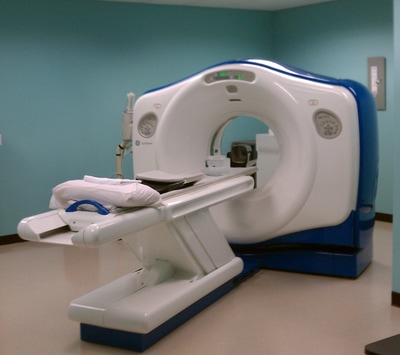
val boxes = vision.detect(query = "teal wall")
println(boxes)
[272,0,394,214]
[0,0,272,236]
[392,0,400,293]
[0,0,395,237]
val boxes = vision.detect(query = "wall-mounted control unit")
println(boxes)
[368,56,386,110]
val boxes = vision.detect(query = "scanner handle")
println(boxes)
[66,200,109,215]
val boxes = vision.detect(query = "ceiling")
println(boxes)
[102,0,336,11]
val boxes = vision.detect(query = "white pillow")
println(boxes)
[50,179,162,209]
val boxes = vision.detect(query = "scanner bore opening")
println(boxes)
[215,116,280,188]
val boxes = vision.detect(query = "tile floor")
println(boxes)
[1,221,399,355]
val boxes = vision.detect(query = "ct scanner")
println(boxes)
[17,59,378,351]
[133,58,378,276]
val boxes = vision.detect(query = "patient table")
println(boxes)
[18,168,255,351]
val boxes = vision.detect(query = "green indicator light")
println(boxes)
[236,74,244,80]
[218,71,229,77]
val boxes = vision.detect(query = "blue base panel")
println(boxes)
[234,229,373,279]
[80,279,236,352]
[231,213,375,278]
[238,242,372,279]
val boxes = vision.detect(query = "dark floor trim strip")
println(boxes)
[375,213,393,223]
[0,234,26,246]
[392,292,400,308]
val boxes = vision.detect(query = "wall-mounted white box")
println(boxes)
[368,56,386,110]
